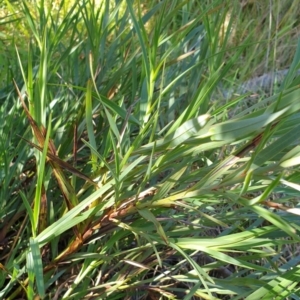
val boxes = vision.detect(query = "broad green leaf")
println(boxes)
[247,205,300,241]
[209,106,289,142]
[245,266,300,300]
[138,208,168,245]
[166,114,211,147]
[279,145,300,168]
[28,238,45,298]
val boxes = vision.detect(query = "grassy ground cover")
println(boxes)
[1,0,300,299]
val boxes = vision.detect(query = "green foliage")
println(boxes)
[1,0,300,299]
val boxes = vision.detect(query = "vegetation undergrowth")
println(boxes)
[1,0,300,299]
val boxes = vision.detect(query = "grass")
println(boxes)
[1,0,300,299]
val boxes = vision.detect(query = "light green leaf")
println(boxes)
[138,208,169,245]
[167,114,211,147]
[209,106,289,142]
